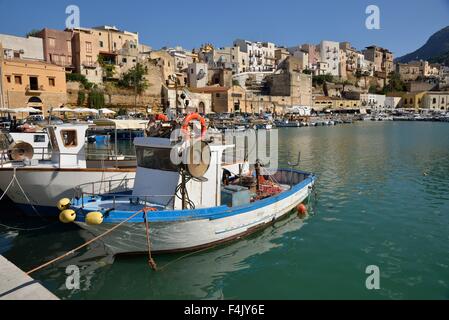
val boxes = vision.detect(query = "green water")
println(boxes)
[1,121,449,300]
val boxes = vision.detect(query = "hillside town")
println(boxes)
[1,25,449,119]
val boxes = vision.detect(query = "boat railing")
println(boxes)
[74,178,136,198]
[0,148,136,168]
[74,179,175,209]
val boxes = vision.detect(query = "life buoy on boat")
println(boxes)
[181,113,207,140]
[155,114,169,122]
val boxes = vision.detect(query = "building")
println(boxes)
[319,40,340,77]
[300,44,319,66]
[292,50,309,71]
[266,56,313,107]
[69,28,102,83]
[233,39,276,72]
[312,96,333,111]
[422,92,449,111]
[363,45,394,78]
[1,56,67,115]
[189,85,245,113]
[401,91,427,110]
[360,93,386,111]
[396,62,421,82]
[0,33,44,61]
[200,44,249,75]
[35,28,74,70]
[149,50,176,84]
[275,47,291,68]
[385,96,402,110]
[187,62,208,88]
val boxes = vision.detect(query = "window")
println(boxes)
[432,98,437,104]
[86,42,92,53]
[136,146,178,172]
[48,77,55,87]
[29,76,39,90]
[122,58,127,63]
[49,38,56,47]
[6,76,11,83]
[86,55,93,63]
[14,75,22,85]
[34,135,46,143]
[99,41,104,48]
[216,93,220,98]
[60,130,78,147]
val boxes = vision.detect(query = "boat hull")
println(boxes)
[75,173,314,254]
[0,168,135,217]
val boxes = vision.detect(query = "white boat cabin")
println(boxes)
[132,137,229,210]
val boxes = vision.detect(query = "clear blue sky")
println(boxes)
[0,0,448,57]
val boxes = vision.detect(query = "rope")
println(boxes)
[0,221,57,231]
[0,168,47,220]
[143,208,157,271]
[26,208,147,276]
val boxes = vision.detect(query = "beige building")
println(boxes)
[266,56,313,106]
[363,45,394,78]
[1,56,67,115]
[422,91,449,111]
[190,85,246,113]
[70,28,102,83]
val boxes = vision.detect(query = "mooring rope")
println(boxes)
[26,208,148,275]
[143,208,157,271]
[0,168,49,223]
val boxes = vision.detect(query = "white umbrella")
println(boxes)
[52,106,74,112]
[87,108,99,114]
[13,107,42,113]
[72,107,94,113]
[99,108,116,115]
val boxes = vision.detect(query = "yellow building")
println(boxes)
[401,91,426,110]
[1,57,67,115]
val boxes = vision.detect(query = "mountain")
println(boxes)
[396,26,449,65]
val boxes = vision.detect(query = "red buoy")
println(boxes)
[297,203,307,217]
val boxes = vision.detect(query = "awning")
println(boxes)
[93,119,148,130]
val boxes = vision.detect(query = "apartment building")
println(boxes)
[319,40,340,77]
[35,28,74,70]
[363,45,394,77]
[0,34,44,61]
[422,91,449,111]
[233,39,276,72]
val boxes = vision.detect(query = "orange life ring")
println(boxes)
[155,114,169,122]
[181,113,207,140]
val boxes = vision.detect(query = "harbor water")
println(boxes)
[1,121,449,300]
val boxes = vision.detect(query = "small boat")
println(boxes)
[0,124,136,216]
[59,115,316,254]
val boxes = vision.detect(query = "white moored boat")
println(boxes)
[0,124,135,216]
[59,122,316,254]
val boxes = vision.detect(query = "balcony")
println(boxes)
[26,85,44,94]
[82,61,98,69]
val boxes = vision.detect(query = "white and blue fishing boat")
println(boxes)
[58,118,316,254]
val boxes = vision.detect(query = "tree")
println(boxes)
[87,89,105,109]
[117,63,149,94]
[26,29,41,38]
[66,73,93,90]
[98,55,116,79]
[381,72,407,94]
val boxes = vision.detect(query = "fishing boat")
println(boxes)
[0,124,136,216]
[58,115,316,254]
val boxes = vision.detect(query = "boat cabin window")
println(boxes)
[33,135,46,143]
[60,130,78,148]
[136,146,178,172]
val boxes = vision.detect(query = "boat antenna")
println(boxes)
[288,151,301,187]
